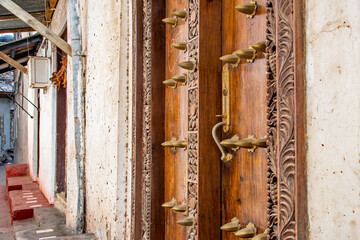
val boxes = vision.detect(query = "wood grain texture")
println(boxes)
[221,1,268,240]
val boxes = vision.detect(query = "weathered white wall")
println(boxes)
[38,85,57,203]
[306,0,360,239]
[27,87,38,181]
[0,98,11,151]
[66,0,132,239]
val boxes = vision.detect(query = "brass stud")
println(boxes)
[171,73,187,84]
[220,54,240,65]
[162,17,178,27]
[235,0,257,18]
[163,79,178,89]
[173,10,187,20]
[234,223,256,238]
[250,41,266,53]
[220,217,241,232]
[179,60,196,71]
[172,202,186,213]
[251,230,269,240]
[177,216,195,227]
[172,139,187,149]
[162,198,177,208]
[233,49,257,63]
[252,137,267,148]
[172,41,187,51]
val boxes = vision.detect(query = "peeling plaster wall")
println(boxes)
[306,0,360,239]
[66,0,131,238]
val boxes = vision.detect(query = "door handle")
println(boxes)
[212,122,233,162]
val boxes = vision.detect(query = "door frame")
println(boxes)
[131,0,307,239]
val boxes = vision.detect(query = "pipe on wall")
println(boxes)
[69,0,86,234]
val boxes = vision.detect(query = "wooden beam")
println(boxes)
[0,51,28,75]
[0,28,33,33]
[0,0,72,56]
[0,11,45,22]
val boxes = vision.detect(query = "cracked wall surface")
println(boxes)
[306,0,360,239]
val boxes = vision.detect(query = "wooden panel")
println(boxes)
[164,1,188,239]
[221,0,268,239]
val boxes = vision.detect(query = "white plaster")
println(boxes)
[65,0,132,238]
[0,98,12,150]
[306,0,360,239]
[27,86,39,181]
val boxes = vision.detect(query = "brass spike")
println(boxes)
[161,138,176,148]
[233,49,257,62]
[235,0,257,18]
[251,230,269,240]
[220,217,241,232]
[252,137,267,148]
[179,60,196,71]
[234,223,256,238]
[163,79,178,89]
[161,198,177,208]
[234,138,254,149]
[250,41,266,53]
[171,73,187,84]
[172,41,187,51]
[173,10,187,20]
[219,54,240,65]
[220,138,239,150]
[172,202,186,213]
[162,17,178,27]
[172,139,187,149]
[177,216,195,227]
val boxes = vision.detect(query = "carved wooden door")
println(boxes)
[217,1,269,239]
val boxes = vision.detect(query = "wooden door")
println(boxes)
[220,0,268,239]
[163,0,189,239]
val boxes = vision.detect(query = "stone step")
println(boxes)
[34,207,66,228]
[15,225,73,240]
[52,234,97,240]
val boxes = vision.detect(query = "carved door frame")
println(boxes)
[131,0,307,239]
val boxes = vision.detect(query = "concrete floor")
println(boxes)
[0,164,15,240]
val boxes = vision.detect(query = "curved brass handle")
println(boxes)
[212,122,233,162]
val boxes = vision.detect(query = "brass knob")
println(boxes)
[162,198,177,208]
[220,54,240,65]
[234,223,256,238]
[172,202,186,213]
[163,79,178,89]
[171,73,187,84]
[251,230,269,240]
[252,137,267,148]
[235,0,257,18]
[220,217,241,232]
[162,17,178,27]
[233,49,257,63]
[172,41,187,51]
[173,10,187,20]
[179,60,196,71]
[177,216,195,227]
[250,41,266,53]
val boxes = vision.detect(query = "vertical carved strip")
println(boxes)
[141,0,152,239]
[277,0,296,239]
[266,0,278,239]
[187,0,199,239]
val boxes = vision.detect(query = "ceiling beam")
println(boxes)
[0,0,72,56]
[0,11,45,22]
[0,51,28,75]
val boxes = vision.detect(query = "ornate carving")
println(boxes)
[266,1,278,239]
[266,0,297,239]
[187,0,199,238]
[141,0,152,239]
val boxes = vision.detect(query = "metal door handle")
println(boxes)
[212,122,233,162]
